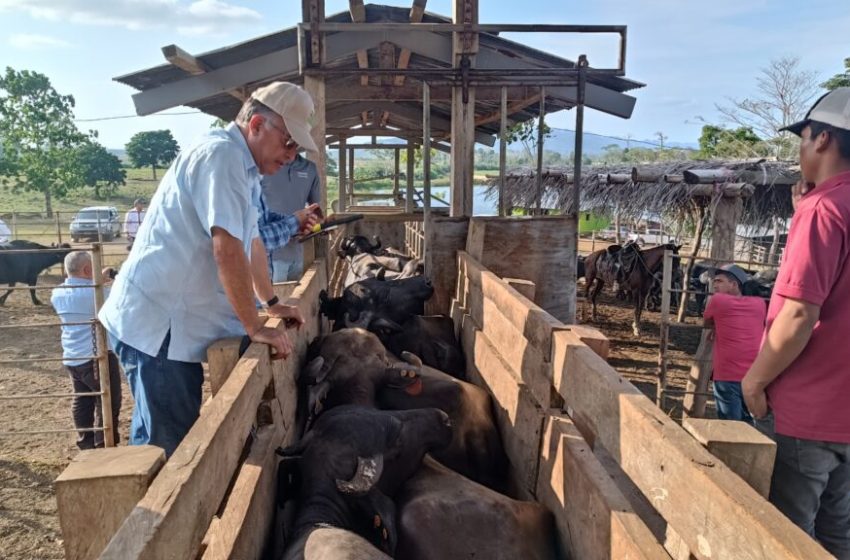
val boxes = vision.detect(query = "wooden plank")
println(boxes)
[503,277,535,301]
[683,419,777,499]
[537,415,671,560]
[303,76,327,211]
[461,314,545,499]
[460,251,567,359]
[550,329,831,560]
[101,349,275,558]
[682,332,713,419]
[465,216,577,323]
[424,216,469,316]
[161,44,246,101]
[56,446,165,560]
[206,337,243,397]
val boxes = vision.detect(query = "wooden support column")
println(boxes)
[498,86,507,216]
[348,147,355,209]
[338,137,347,212]
[56,446,166,560]
[450,0,478,217]
[406,144,415,212]
[534,87,545,213]
[303,1,327,212]
[683,418,777,498]
[683,195,744,419]
[393,148,401,200]
[423,82,432,221]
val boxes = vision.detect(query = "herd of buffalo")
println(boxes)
[276,235,559,559]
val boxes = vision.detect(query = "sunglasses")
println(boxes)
[265,120,299,150]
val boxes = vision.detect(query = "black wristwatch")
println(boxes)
[265,295,280,308]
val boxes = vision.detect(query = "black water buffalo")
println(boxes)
[376,315,466,379]
[303,329,505,489]
[0,240,72,305]
[378,353,507,490]
[395,457,558,560]
[320,275,433,331]
[279,405,452,558]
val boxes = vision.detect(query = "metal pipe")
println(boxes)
[0,320,96,329]
[90,243,115,448]
[0,355,102,364]
[499,86,507,217]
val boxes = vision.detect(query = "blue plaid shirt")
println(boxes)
[258,193,300,276]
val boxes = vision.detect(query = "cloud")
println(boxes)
[0,0,261,36]
[7,33,72,50]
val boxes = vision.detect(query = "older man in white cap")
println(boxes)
[99,81,320,456]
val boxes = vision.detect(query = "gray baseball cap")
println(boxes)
[713,264,749,287]
[781,87,850,137]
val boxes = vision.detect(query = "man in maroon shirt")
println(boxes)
[743,87,850,558]
[703,264,766,422]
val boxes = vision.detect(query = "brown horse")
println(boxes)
[584,242,681,336]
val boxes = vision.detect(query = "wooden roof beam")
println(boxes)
[393,0,428,87]
[161,44,246,101]
[475,92,541,127]
[349,0,370,86]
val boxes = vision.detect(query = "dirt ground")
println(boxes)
[0,274,710,559]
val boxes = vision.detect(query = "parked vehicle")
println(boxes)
[70,206,121,242]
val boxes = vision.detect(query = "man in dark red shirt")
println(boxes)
[703,264,766,422]
[743,87,850,558]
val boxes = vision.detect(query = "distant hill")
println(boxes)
[497,129,698,155]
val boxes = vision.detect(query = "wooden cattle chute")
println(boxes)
[55,220,830,560]
[0,242,116,446]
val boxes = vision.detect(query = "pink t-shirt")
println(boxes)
[704,293,766,382]
[765,170,850,443]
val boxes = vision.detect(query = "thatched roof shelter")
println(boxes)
[488,159,800,230]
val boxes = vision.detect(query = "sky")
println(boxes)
[0,0,847,151]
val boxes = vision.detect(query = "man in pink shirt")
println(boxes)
[742,87,850,558]
[703,264,766,422]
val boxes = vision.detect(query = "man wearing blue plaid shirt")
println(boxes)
[258,193,321,279]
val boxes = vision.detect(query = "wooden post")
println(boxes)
[338,137,347,212]
[90,244,115,448]
[304,76,327,212]
[393,148,400,202]
[56,446,166,560]
[406,144,415,212]
[677,206,706,322]
[206,337,243,397]
[12,211,17,240]
[499,86,507,216]
[450,0,478,217]
[683,418,777,498]
[657,250,672,409]
[348,147,355,209]
[57,212,66,276]
[422,82,432,222]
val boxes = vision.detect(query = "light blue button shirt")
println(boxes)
[51,276,110,366]
[99,123,260,363]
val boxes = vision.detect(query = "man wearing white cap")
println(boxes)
[742,87,850,557]
[99,81,320,456]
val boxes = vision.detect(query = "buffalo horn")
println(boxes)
[400,351,424,368]
[336,454,384,495]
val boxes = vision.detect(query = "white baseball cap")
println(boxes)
[250,81,318,153]
[781,87,850,137]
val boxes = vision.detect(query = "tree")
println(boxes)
[126,130,179,180]
[716,56,820,159]
[74,139,126,199]
[698,125,765,158]
[504,118,552,164]
[822,57,850,90]
[0,67,87,215]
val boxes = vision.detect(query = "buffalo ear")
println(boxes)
[372,316,403,335]
[306,380,331,431]
[301,356,326,383]
[336,454,384,496]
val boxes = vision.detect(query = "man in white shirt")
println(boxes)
[123,199,146,249]
[51,251,121,449]
[99,82,318,456]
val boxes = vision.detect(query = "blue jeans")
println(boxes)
[755,413,850,559]
[111,332,203,457]
[272,258,303,282]
[712,380,752,422]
